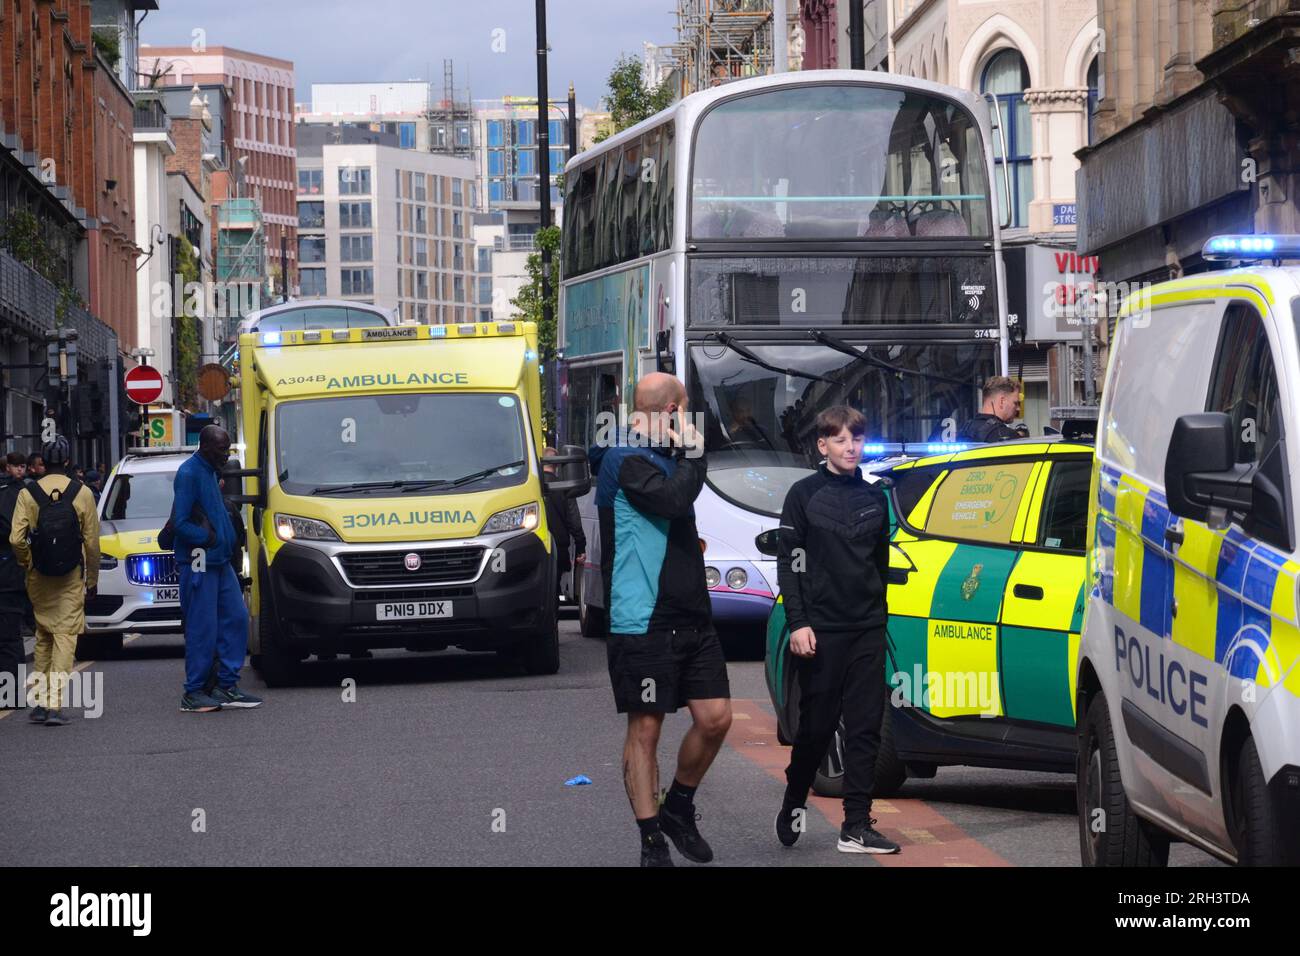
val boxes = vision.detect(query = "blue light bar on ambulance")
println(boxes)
[1202,234,1300,260]
[261,331,282,345]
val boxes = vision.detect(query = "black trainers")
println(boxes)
[640,830,674,867]
[211,685,263,709]
[838,818,901,854]
[28,706,48,724]
[43,709,69,726]
[775,802,805,847]
[180,691,223,713]
[658,803,714,863]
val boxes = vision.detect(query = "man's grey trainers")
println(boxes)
[838,818,900,854]
[211,685,263,709]
[43,709,69,726]
[180,691,223,713]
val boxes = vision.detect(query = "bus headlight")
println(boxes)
[726,567,748,590]
[483,502,539,534]
[274,514,341,542]
[705,566,721,589]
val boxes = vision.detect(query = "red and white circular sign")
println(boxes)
[124,364,164,405]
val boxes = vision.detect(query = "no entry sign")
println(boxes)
[124,364,164,405]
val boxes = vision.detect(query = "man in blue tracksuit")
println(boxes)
[174,425,260,714]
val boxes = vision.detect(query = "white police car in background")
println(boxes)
[79,448,246,659]
[1076,235,1300,866]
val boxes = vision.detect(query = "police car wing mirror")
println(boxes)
[543,444,591,498]
[1164,413,1253,523]
[754,528,780,557]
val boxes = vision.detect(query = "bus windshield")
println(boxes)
[692,84,991,240]
[687,340,994,516]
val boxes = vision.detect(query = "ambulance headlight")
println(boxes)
[483,502,539,534]
[274,514,341,542]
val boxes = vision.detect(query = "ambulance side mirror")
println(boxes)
[543,444,591,498]
[1164,413,1253,521]
[226,467,266,508]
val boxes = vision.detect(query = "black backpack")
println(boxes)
[28,479,85,577]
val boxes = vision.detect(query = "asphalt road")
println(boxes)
[0,614,1221,867]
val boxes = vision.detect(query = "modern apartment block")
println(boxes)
[295,138,479,323]
[476,98,574,208]
[138,45,297,293]
[298,79,475,156]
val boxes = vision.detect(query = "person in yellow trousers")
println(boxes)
[9,436,99,726]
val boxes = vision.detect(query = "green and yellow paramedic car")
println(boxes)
[763,439,1093,796]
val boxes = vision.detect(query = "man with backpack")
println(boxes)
[8,436,100,726]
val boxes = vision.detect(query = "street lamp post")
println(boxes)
[535,0,553,337]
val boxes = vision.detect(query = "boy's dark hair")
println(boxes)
[815,405,866,439]
[5,451,26,468]
[26,453,42,467]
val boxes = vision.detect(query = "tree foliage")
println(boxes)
[175,236,201,409]
[510,225,561,435]
[597,53,674,142]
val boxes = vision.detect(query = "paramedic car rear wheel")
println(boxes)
[75,632,123,661]
[1077,690,1170,866]
[813,700,907,798]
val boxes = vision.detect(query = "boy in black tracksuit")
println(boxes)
[774,406,901,854]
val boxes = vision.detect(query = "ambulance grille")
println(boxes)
[338,547,485,586]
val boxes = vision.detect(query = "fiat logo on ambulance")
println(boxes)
[404,553,422,571]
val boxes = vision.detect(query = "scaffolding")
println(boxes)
[671,0,775,96]
[427,59,476,159]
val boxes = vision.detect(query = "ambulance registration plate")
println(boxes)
[154,587,179,602]
[376,600,453,621]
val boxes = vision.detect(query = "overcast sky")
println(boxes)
[139,0,676,109]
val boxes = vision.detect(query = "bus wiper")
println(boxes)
[807,329,970,386]
[707,332,842,387]
[442,459,528,489]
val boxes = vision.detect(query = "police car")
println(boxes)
[1076,235,1300,866]
[77,450,189,658]
[761,438,1093,796]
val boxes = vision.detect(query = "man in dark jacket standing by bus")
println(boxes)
[589,372,732,867]
[775,405,901,855]
[174,425,259,714]
[956,376,1023,443]
[543,447,585,601]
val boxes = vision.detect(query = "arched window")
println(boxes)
[1086,56,1099,146]
[981,49,1032,228]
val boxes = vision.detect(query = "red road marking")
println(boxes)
[726,698,1012,866]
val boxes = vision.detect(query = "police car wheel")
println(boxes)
[75,633,123,661]
[1227,735,1288,866]
[1077,691,1169,867]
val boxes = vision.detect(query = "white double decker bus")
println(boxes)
[558,71,1010,640]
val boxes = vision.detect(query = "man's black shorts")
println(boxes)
[606,627,731,714]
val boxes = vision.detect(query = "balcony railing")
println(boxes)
[132,97,170,134]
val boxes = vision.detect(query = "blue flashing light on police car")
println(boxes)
[1201,234,1300,260]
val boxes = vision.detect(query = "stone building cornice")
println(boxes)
[1024,88,1091,109]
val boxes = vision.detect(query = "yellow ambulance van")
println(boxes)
[230,321,588,684]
